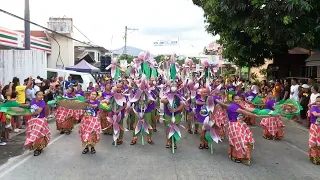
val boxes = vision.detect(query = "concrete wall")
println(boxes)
[47,34,74,69]
[0,50,47,84]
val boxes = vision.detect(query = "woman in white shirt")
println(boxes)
[310,86,320,105]
[290,79,300,101]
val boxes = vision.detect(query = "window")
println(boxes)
[88,52,95,61]
[98,53,100,61]
[70,74,83,83]
[47,71,57,80]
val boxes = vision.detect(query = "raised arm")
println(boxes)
[236,108,259,118]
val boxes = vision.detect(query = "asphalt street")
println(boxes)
[0,117,319,180]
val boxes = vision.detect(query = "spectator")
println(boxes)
[34,79,42,92]
[272,80,281,101]
[25,78,36,101]
[300,84,311,124]
[251,82,259,95]
[0,111,6,146]
[280,79,291,100]
[12,77,32,131]
[290,78,300,101]
[63,76,73,91]
[55,84,63,96]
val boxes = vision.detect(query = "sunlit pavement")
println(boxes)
[0,117,319,180]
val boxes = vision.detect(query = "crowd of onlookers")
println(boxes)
[239,77,319,127]
[0,75,77,146]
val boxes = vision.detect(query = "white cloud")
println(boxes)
[0,0,216,55]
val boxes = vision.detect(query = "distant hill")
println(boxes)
[112,46,154,57]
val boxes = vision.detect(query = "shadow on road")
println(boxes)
[0,133,26,165]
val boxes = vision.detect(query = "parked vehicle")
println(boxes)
[47,68,97,90]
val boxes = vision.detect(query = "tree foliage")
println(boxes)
[193,0,320,67]
[154,55,200,66]
[118,54,135,64]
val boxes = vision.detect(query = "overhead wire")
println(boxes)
[0,8,100,48]
[0,8,128,60]
[61,15,99,46]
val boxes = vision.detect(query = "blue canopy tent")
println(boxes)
[66,60,100,73]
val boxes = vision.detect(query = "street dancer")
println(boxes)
[150,78,159,132]
[308,96,320,165]
[217,94,258,165]
[24,91,50,156]
[161,86,184,149]
[110,83,127,145]
[130,77,155,145]
[99,83,113,135]
[79,91,101,154]
[260,91,285,140]
[196,88,210,149]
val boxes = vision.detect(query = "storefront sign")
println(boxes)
[0,27,51,54]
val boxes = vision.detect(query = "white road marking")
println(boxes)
[284,141,308,155]
[0,125,75,179]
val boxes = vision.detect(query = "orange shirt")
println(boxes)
[273,85,281,97]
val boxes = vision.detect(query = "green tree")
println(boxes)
[118,54,135,64]
[193,0,320,67]
[154,55,165,63]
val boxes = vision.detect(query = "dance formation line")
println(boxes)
[0,51,319,166]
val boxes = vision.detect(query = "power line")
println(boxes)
[73,25,98,46]
[0,8,99,48]
[61,15,99,46]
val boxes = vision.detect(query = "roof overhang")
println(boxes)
[305,51,320,66]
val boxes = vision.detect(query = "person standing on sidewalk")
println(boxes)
[12,77,33,132]
[290,78,300,101]
[0,101,6,146]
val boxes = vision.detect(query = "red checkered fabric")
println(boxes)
[73,109,85,120]
[227,121,254,154]
[79,116,101,143]
[260,116,285,136]
[309,124,320,148]
[211,105,227,127]
[24,118,50,147]
[55,107,85,124]
[243,102,254,108]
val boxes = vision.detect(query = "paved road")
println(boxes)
[0,117,319,180]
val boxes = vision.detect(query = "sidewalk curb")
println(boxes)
[8,118,56,139]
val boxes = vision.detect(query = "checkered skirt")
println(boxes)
[24,118,50,147]
[260,116,285,136]
[79,116,101,145]
[56,106,85,124]
[227,121,254,155]
[309,124,320,148]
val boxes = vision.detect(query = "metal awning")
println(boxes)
[305,51,320,66]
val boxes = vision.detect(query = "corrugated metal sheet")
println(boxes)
[0,50,47,85]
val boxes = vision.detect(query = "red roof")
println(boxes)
[16,30,47,38]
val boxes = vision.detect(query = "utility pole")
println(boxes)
[24,0,31,50]
[123,26,138,55]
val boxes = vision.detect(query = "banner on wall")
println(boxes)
[208,55,220,65]
[153,38,179,46]
[0,27,52,54]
